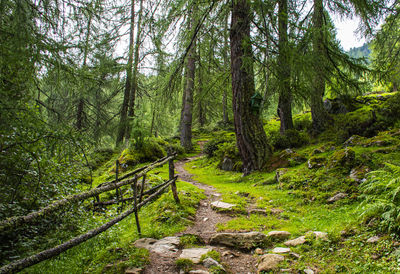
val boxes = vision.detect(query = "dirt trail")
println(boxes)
[143,143,257,274]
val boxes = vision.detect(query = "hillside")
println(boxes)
[347,43,371,61]
[9,91,400,273]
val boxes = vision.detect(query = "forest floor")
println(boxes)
[143,142,257,273]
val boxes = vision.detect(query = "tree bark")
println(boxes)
[277,0,294,135]
[116,0,135,146]
[230,0,270,175]
[125,0,144,142]
[311,0,330,133]
[222,11,230,124]
[180,5,196,151]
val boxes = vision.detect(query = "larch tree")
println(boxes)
[230,0,270,174]
[277,0,294,134]
[180,3,197,151]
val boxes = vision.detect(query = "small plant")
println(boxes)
[200,250,221,263]
[179,234,204,248]
[359,163,400,233]
[175,258,194,273]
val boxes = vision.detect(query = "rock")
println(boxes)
[366,236,380,243]
[313,231,328,241]
[248,208,267,215]
[271,247,290,254]
[210,201,236,210]
[312,148,324,155]
[189,270,210,274]
[324,98,348,114]
[212,193,221,197]
[344,135,364,147]
[284,236,306,246]
[210,232,268,249]
[307,156,325,169]
[327,192,348,203]
[203,257,225,271]
[267,231,291,241]
[133,238,157,249]
[203,218,208,222]
[275,168,288,184]
[149,237,180,254]
[257,254,285,273]
[350,166,370,183]
[270,208,284,215]
[280,269,292,272]
[304,268,315,274]
[255,248,263,255]
[289,252,300,259]
[125,268,143,274]
[220,157,234,171]
[179,247,212,264]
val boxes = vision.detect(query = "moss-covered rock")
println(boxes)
[328,148,356,169]
[307,156,326,169]
[266,149,307,171]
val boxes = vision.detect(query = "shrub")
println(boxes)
[270,129,310,150]
[359,163,400,233]
[175,258,194,273]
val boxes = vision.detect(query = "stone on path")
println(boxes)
[179,247,212,264]
[255,248,263,255]
[125,268,143,274]
[189,270,209,274]
[367,236,380,243]
[257,254,285,273]
[304,268,315,274]
[134,236,180,255]
[284,236,306,247]
[271,247,290,254]
[203,257,225,271]
[267,231,291,241]
[210,232,268,249]
[210,201,236,210]
[133,238,157,249]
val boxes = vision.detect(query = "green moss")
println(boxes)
[200,250,221,263]
[175,258,194,272]
[328,148,357,170]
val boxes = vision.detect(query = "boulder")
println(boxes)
[179,247,213,264]
[210,232,268,249]
[313,231,328,241]
[344,135,366,147]
[327,192,348,203]
[284,236,306,247]
[257,254,285,273]
[210,201,236,210]
[267,231,291,241]
[350,166,370,183]
[304,268,315,274]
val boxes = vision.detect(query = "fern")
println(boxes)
[359,163,400,233]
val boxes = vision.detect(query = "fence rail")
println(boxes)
[0,152,179,274]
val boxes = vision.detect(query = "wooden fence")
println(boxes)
[0,152,180,273]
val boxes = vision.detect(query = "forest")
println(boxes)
[1,0,400,273]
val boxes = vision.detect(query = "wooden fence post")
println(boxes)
[133,176,141,236]
[168,150,180,204]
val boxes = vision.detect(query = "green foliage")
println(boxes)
[359,163,400,233]
[175,258,194,272]
[179,234,204,248]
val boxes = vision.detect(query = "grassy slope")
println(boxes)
[184,92,400,273]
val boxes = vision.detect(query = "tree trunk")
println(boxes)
[230,0,270,175]
[180,6,196,151]
[222,11,230,124]
[277,0,293,135]
[116,0,135,146]
[76,11,92,131]
[311,0,330,133]
[125,0,144,142]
